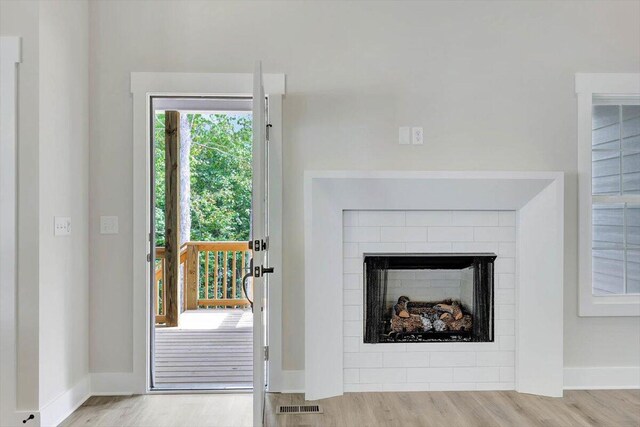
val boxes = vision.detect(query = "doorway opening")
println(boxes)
[150,97,254,391]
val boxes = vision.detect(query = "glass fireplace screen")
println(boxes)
[363,253,496,343]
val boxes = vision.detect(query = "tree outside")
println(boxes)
[154,112,253,247]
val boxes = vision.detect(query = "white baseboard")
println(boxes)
[90,372,136,395]
[564,367,640,390]
[280,368,640,394]
[280,370,304,393]
[39,376,91,427]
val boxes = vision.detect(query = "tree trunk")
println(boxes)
[179,114,192,245]
[164,111,180,327]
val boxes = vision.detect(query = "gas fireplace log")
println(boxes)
[394,297,412,318]
[452,302,464,320]
[434,303,454,315]
[440,312,453,322]
[448,314,473,331]
[407,306,436,317]
[389,297,473,334]
[390,313,423,333]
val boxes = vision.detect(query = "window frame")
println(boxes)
[576,73,640,316]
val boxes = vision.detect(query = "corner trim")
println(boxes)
[0,36,22,427]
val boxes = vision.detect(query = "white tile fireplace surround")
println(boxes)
[342,210,516,392]
[304,171,564,400]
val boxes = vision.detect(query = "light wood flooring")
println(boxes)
[60,390,639,427]
[265,390,640,426]
[60,394,252,427]
[154,309,252,390]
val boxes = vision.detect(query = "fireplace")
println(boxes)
[364,253,496,343]
[305,173,565,399]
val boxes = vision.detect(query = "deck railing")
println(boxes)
[154,241,252,324]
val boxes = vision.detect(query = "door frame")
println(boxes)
[130,72,285,394]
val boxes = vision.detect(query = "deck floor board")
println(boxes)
[153,309,253,390]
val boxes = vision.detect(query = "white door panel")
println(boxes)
[252,60,269,427]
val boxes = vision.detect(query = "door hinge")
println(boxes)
[146,253,151,262]
[266,123,272,141]
[264,346,269,361]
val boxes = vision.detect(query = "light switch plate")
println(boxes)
[100,216,119,234]
[399,127,411,145]
[54,217,71,236]
[412,127,424,145]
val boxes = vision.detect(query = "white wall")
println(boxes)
[38,0,90,413]
[87,0,640,375]
[0,0,90,422]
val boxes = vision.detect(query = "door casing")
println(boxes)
[128,72,285,396]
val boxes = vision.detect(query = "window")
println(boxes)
[576,73,640,316]
[591,101,640,296]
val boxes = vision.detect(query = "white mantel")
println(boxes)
[304,171,564,400]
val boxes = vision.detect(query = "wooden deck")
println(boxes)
[154,309,253,390]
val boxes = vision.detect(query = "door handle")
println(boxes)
[254,265,275,277]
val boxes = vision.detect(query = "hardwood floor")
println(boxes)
[60,394,252,427]
[265,390,640,427]
[60,390,639,427]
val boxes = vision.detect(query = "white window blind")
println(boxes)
[591,99,640,295]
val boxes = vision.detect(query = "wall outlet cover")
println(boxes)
[412,127,424,145]
[100,216,119,234]
[54,216,71,236]
[399,127,411,145]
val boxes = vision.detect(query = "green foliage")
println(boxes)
[154,113,166,245]
[154,113,252,246]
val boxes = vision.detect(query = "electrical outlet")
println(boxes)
[100,216,119,234]
[412,127,424,145]
[54,217,71,236]
[399,127,411,145]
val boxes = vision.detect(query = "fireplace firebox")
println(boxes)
[363,253,496,343]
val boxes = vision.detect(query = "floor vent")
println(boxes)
[276,405,323,415]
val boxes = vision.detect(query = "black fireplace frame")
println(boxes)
[363,253,496,344]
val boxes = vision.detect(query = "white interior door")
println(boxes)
[252,60,271,426]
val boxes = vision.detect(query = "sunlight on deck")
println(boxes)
[170,309,253,330]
